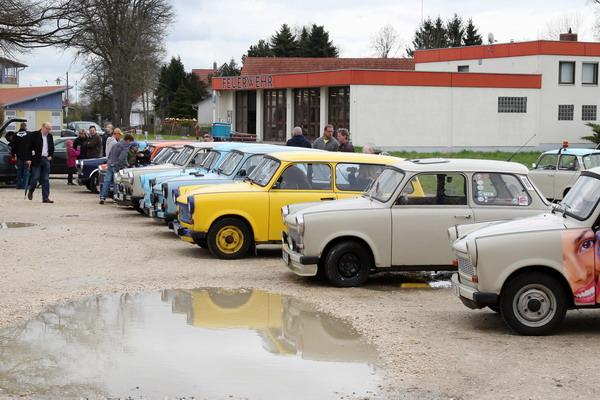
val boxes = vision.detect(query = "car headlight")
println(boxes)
[296,214,304,235]
[282,205,290,218]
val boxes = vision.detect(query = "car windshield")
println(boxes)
[152,148,173,164]
[72,122,101,132]
[217,151,245,176]
[166,149,182,163]
[199,150,220,170]
[248,157,280,186]
[173,147,194,166]
[582,154,600,169]
[365,168,405,202]
[561,175,600,220]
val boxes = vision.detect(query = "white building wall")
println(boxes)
[196,98,212,125]
[214,90,234,124]
[415,55,542,74]
[350,85,539,151]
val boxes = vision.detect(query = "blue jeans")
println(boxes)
[16,159,30,189]
[29,158,51,200]
[100,164,117,200]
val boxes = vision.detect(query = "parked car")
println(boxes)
[52,129,77,138]
[0,118,27,184]
[529,146,600,201]
[77,157,108,192]
[174,152,400,259]
[66,121,104,135]
[283,159,551,287]
[150,144,318,224]
[114,142,215,210]
[49,137,71,174]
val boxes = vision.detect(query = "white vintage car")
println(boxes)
[529,147,600,201]
[451,168,600,335]
[282,158,550,287]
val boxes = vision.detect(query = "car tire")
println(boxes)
[207,218,252,259]
[196,238,207,249]
[133,204,145,215]
[488,305,501,314]
[89,173,99,193]
[500,272,567,336]
[323,241,371,287]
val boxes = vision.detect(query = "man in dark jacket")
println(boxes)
[11,122,30,189]
[336,128,355,152]
[286,126,312,148]
[85,126,102,158]
[99,133,134,204]
[73,129,88,159]
[26,122,54,203]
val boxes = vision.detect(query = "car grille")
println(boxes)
[178,204,192,223]
[458,257,474,276]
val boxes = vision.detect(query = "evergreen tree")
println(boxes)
[297,26,310,56]
[170,85,194,118]
[463,18,483,46]
[304,24,338,57]
[217,58,241,76]
[247,39,273,57]
[446,14,464,47]
[270,24,298,56]
[431,17,448,49]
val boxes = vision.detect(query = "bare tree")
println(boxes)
[540,12,583,39]
[371,25,401,58]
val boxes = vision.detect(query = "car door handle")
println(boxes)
[321,197,335,200]
[454,214,472,219]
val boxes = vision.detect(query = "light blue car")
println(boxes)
[149,144,318,224]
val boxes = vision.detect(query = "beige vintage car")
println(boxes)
[451,168,600,335]
[282,158,550,287]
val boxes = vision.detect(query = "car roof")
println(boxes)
[181,142,219,149]
[221,143,320,154]
[266,151,400,164]
[392,158,529,174]
[541,148,600,156]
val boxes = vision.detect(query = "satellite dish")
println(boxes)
[488,32,495,44]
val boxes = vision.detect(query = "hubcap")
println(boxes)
[216,226,244,254]
[512,284,556,328]
[338,253,361,278]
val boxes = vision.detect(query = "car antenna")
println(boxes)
[506,133,536,162]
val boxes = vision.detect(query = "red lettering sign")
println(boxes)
[219,75,273,90]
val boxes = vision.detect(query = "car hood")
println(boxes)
[289,195,379,218]
[186,181,259,197]
[161,171,226,185]
[462,213,568,240]
[132,164,181,177]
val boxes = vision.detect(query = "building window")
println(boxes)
[558,104,574,120]
[582,105,597,121]
[457,65,469,72]
[294,88,320,141]
[263,89,287,142]
[582,62,598,85]
[498,97,527,113]
[328,86,350,132]
[235,91,256,134]
[559,61,575,84]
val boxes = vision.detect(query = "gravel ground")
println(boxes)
[1,181,600,400]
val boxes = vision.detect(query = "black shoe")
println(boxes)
[27,189,33,200]
[99,199,105,204]
[42,199,54,203]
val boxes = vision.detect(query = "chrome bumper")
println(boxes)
[282,243,318,276]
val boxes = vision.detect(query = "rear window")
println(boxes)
[472,173,531,206]
[335,163,385,192]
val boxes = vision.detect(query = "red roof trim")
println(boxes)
[212,69,541,90]
[0,86,66,106]
[414,40,600,63]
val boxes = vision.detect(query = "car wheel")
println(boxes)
[89,173,99,193]
[207,218,252,259]
[500,272,567,336]
[324,241,371,287]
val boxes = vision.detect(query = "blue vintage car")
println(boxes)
[149,144,316,224]
[138,142,251,214]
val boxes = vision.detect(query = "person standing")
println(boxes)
[102,123,114,156]
[121,142,140,168]
[85,126,102,158]
[312,124,339,151]
[66,140,80,185]
[336,128,355,152]
[105,127,123,158]
[203,133,214,142]
[26,122,54,203]
[286,126,312,148]
[11,122,30,189]
[100,133,134,204]
[73,129,88,160]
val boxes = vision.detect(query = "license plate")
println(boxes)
[282,250,290,265]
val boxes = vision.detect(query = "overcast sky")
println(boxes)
[14,0,599,98]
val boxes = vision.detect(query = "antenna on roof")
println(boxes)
[507,134,536,162]
[487,32,495,44]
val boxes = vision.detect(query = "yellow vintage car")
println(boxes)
[174,151,401,259]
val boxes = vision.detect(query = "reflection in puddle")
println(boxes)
[0,222,35,229]
[0,289,379,399]
[368,272,452,291]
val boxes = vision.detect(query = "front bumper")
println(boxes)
[451,274,498,309]
[173,220,197,244]
[282,243,319,276]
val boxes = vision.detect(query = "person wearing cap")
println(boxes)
[99,133,133,204]
[121,141,140,168]
[105,128,123,158]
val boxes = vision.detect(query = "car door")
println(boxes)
[470,172,539,222]
[51,139,68,174]
[529,153,558,200]
[268,163,336,241]
[553,154,580,200]
[0,141,14,180]
[391,173,472,267]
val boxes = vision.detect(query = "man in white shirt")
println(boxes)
[26,122,54,203]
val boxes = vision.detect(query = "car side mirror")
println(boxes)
[238,169,247,177]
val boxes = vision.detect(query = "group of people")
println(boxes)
[287,124,375,153]
[9,121,56,203]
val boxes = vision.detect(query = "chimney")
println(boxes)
[559,28,578,42]
[213,61,217,71]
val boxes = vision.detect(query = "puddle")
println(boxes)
[0,288,380,399]
[0,222,35,229]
